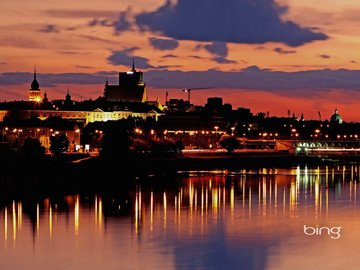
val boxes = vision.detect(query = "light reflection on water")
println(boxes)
[1,165,360,269]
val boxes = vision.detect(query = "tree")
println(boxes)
[100,129,131,159]
[219,136,240,153]
[22,137,45,159]
[50,133,69,156]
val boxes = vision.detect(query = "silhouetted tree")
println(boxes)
[22,137,45,159]
[219,136,240,153]
[100,129,131,159]
[50,133,69,156]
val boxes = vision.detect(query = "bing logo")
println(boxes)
[303,225,342,240]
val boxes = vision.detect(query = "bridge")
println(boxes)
[243,139,360,155]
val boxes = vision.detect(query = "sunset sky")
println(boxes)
[1,0,360,120]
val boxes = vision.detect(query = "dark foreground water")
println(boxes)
[1,164,360,270]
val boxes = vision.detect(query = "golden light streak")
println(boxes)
[95,196,98,226]
[290,180,296,212]
[75,196,79,236]
[205,187,208,212]
[12,201,16,241]
[135,193,139,234]
[230,183,234,215]
[49,206,53,238]
[189,181,194,210]
[262,179,267,215]
[139,189,142,221]
[98,197,103,228]
[212,188,218,212]
[36,203,40,233]
[315,177,320,218]
[150,191,154,231]
[4,207,7,241]
[163,192,167,229]
[201,186,204,216]
[17,202,22,230]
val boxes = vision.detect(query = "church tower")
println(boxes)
[29,67,41,102]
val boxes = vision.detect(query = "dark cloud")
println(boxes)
[4,67,360,93]
[39,24,60,33]
[114,11,132,33]
[107,48,154,69]
[149,37,179,50]
[1,62,6,65]
[197,42,237,64]
[351,60,358,64]
[135,0,328,47]
[88,18,116,27]
[274,47,296,54]
[203,42,228,57]
[318,54,331,59]
[143,67,360,91]
[213,57,237,64]
[162,54,178,58]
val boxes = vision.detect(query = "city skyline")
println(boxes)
[2,0,360,120]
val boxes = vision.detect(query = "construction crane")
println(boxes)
[182,87,212,105]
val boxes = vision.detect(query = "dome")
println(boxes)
[30,69,40,90]
[330,109,343,124]
[31,77,39,90]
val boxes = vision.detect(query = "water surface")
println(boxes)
[1,165,360,270]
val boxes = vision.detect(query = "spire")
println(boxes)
[131,58,136,72]
[43,90,48,103]
[105,77,109,86]
[34,65,37,79]
[300,113,304,121]
[65,87,71,102]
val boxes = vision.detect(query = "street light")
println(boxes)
[35,128,40,138]
[231,126,235,136]
[75,129,81,152]
[2,127,8,141]
[17,129,23,148]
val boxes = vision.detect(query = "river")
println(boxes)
[1,164,360,269]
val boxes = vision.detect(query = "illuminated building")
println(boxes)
[0,66,163,124]
[330,109,343,124]
[104,60,147,102]
[28,68,41,102]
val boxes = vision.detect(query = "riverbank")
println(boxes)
[2,151,360,195]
